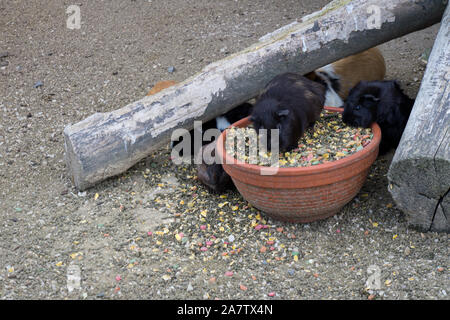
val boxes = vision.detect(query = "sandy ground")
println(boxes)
[0,1,448,300]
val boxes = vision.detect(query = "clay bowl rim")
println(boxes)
[216,106,381,176]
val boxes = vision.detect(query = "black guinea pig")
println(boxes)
[250,72,326,152]
[192,104,254,193]
[172,102,253,158]
[196,142,234,193]
[343,80,414,154]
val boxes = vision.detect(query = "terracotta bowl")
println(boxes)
[216,107,381,223]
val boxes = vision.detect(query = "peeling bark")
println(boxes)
[388,3,450,233]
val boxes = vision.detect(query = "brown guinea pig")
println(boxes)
[306,47,386,107]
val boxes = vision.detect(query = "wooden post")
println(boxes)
[63,0,446,190]
[388,3,450,233]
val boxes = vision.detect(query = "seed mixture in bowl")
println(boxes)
[225,111,373,168]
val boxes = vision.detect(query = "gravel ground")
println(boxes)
[0,1,448,300]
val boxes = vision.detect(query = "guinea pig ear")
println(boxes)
[276,109,290,118]
[363,94,380,102]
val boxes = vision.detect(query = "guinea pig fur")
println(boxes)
[305,47,386,107]
[196,142,234,193]
[250,72,326,152]
[172,102,253,158]
[343,80,414,154]
[146,80,252,159]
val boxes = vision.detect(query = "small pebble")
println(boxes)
[33,81,43,88]
[404,247,411,256]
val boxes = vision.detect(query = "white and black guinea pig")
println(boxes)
[306,47,386,107]
[194,104,254,193]
[343,80,414,155]
[250,72,326,152]
[146,80,253,158]
[172,102,253,157]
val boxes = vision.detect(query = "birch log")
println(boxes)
[64,0,446,190]
[388,3,450,233]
